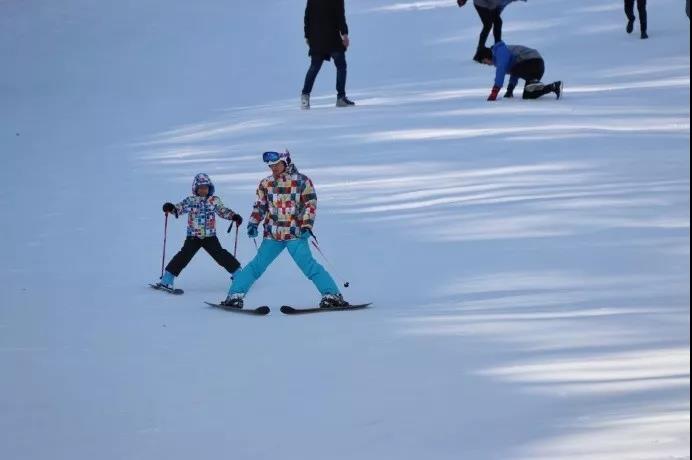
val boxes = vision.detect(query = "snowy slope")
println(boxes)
[0,0,689,459]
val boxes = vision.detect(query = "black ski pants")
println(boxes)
[511,58,546,84]
[475,5,503,51]
[625,0,647,32]
[166,236,240,276]
[508,58,557,99]
[522,82,559,100]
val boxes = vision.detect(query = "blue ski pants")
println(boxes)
[229,237,340,296]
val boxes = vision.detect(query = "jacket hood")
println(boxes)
[192,173,215,197]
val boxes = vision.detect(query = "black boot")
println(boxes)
[320,294,350,308]
[220,294,244,309]
[553,81,563,100]
[641,25,649,39]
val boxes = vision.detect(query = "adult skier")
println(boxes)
[219,151,349,309]
[155,173,243,291]
[477,42,563,101]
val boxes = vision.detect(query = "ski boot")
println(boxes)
[320,294,350,309]
[220,294,244,309]
[156,271,175,290]
[301,93,310,110]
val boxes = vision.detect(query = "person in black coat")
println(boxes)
[301,0,354,109]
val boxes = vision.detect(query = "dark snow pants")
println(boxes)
[475,5,503,50]
[302,51,347,98]
[166,236,240,276]
[511,58,546,84]
[625,0,647,32]
[522,82,559,100]
[509,58,557,99]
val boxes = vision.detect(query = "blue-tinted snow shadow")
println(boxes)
[393,267,690,458]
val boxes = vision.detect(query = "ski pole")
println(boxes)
[233,224,239,258]
[226,221,239,255]
[310,239,350,288]
[161,212,169,278]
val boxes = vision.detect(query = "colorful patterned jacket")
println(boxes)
[249,163,317,241]
[174,173,237,238]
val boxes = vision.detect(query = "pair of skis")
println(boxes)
[205,302,371,316]
[152,284,370,315]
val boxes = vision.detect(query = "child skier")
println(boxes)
[155,173,243,291]
[219,151,349,309]
[478,42,563,101]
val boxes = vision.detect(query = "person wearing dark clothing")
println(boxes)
[457,0,527,62]
[625,0,648,39]
[473,2,503,54]
[302,0,354,109]
[478,42,562,101]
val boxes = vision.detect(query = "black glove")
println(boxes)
[504,84,515,98]
[162,202,176,213]
[457,0,467,6]
[231,214,243,226]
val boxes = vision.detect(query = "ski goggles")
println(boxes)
[262,151,289,165]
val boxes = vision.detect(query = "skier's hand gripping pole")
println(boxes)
[162,202,178,219]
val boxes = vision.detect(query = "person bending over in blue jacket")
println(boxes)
[478,42,563,101]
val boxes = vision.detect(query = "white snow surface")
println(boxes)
[1,0,689,459]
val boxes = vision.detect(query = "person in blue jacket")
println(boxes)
[478,42,562,101]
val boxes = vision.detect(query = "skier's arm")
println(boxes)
[175,197,194,216]
[212,197,236,220]
[249,182,269,225]
[493,45,512,89]
[300,179,317,229]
